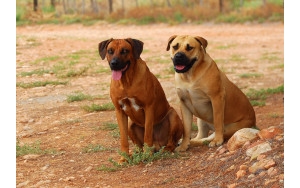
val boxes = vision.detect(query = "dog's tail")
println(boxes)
[189,132,215,146]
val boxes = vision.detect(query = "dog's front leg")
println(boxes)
[115,109,129,162]
[143,107,156,151]
[175,102,193,152]
[209,93,225,147]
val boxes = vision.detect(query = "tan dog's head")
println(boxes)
[98,38,143,80]
[166,35,207,73]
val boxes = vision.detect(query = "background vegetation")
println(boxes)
[16,0,283,25]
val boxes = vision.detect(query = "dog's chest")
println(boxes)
[177,86,213,121]
[118,97,141,112]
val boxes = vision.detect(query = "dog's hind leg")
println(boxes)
[193,118,211,140]
[163,108,183,152]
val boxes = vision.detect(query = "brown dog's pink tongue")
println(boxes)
[175,65,185,70]
[112,70,122,80]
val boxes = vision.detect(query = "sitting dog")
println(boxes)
[166,35,256,151]
[99,38,183,161]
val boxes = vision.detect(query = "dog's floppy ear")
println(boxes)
[194,36,208,53]
[98,38,113,60]
[166,35,177,51]
[125,38,144,59]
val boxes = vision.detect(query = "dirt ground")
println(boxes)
[16,22,284,187]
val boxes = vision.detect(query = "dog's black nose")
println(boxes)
[110,58,119,66]
[174,52,185,59]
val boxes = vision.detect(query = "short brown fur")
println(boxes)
[99,38,183,161]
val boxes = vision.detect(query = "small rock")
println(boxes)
[28,119,35,123]
[258,126,283,139]
[35,180,51,187]
[23,126,32,131]
[85,166,93,172]
[23,154,40,160]
[249,159,267,174]
[64,177,75,181]
[264,159,276,169]
[246,141,272,160]
[267,167,278,176]
[17,180,30,187]
[257,154,266,161]
[41,164,49,171]
[239,164,248,171]
[227,128,259,151]
[227,183,238,188]
[236,169,247,180]
[226,165,235,172]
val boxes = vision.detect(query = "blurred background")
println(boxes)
[16,0,283,26]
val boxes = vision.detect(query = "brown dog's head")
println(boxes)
[98,38,143,80]
[166,35,207,73]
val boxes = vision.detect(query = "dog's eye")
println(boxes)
[108,49,114,54]
[121,49,128,55]
[173,44,179,50]
[186,44,194,51]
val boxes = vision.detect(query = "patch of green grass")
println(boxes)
[192,122,198,131]
[230,54,246,62]
[64,67,88,78]
[260,52,281,62]
[16,80,68,88]
[82,144,112,153]
[66,92,93,103]
[82,102,115,112]
[16,141,57,157]
[101,122,118,131]
[99,122,120,138]
[26,37,42,47]
[96,66,110,74]
[246,85,284,106]
[239,73,263,78]
[97,145,179,172]
[19,69,50,77]
[202,140,210,146]
[31,56,60,65]
[270,63,284,70]
[268,113,283,118]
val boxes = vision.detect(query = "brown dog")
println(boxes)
[99,38,183,161]
[166,35,256,151]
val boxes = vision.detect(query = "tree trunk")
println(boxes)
[33,0,38,11]
[51,0,56,8]
[166,0,171,7]
[82,0,85,14]
[108,0,113,14]
[219,0,223,13]
[135,0,139,7]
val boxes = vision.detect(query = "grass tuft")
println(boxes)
[82,144,112,153]
[246,85,284,106]
[66,92,93,103]
[97,145,179,172]
[16,80,68,88]
[16,141,57,157]
[82,102,115,112]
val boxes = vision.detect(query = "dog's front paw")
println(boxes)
[208,138,223,147]
[118,156,127,164]
[175,144,189,152]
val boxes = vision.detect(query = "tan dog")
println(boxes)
[99,38,183,161]
[166,35,256,151]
